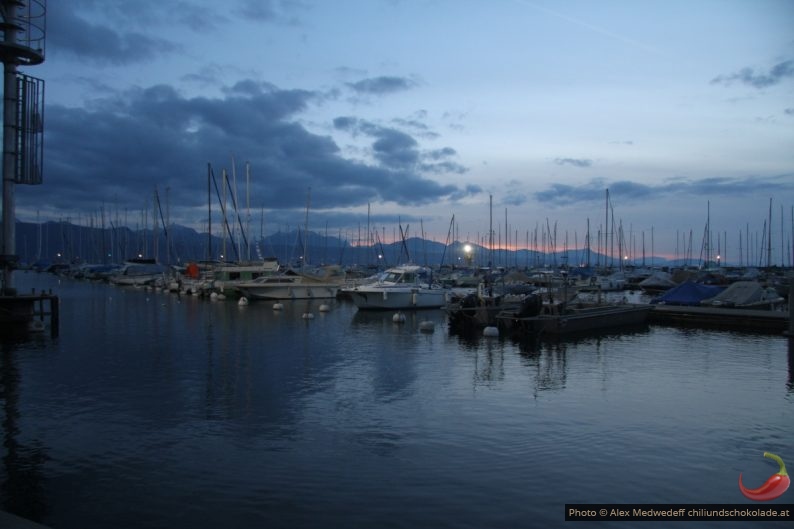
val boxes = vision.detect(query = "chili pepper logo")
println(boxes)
[738,452,790,501]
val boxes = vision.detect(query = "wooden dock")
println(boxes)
[0,289,59,336]
[649,304,788,334]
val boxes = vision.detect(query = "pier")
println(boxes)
[649,304,788,334]
[0,287,58,336]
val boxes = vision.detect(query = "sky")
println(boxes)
[10,0,794,264]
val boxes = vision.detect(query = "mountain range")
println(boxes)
[14,219,687,269]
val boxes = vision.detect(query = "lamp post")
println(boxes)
[463,244,473,266]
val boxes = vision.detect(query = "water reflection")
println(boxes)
[1,338,50,522]
[472,336,505,386]
[513,340,568,395]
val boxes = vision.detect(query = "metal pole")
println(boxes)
[2,1,19,293]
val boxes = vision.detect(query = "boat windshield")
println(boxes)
[382,269,429,284]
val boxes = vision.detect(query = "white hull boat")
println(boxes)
[341,264,448,310]
[235,266,346,300]
[109,260,169,287]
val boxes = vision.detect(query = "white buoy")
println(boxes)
[483,326,499,337]
[393,312,406,323]
[273,302,284,310]
[302,312,315,319]
[216,293,226,301]
[238,296,249,306]
[418,320,435,333]
[210,292,219,300]
[319,304,330,312]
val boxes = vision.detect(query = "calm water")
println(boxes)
[2,271,793,528]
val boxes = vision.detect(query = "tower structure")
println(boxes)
[0,0,45,293]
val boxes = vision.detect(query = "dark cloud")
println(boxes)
[711,60,794,89]
[19,81,468,229]
[554,158,593,168]
[46,0,302,65]
[347,76,417,95]
[785,108,794,116]
[534,176,794,206]
[420,148,467,175]
[334,117,468,175]
[47,2,181,65]
[449,184,483,202]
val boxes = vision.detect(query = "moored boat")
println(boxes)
[496,300,652,336]
[210,258,281,297]
[109,259,170,287]
[341,264,448,310]
[235,265,346,300]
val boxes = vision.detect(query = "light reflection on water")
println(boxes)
[1,271,792,528]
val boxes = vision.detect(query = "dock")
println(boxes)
[649,305,788,334]
[0,289,59,336]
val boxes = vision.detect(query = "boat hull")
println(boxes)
[498,304,652,335]
[236,283,340,300]
[345,287,447,310]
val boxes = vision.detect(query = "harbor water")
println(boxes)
[1,271,793,528]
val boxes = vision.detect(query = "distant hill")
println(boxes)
[14,219,682,268]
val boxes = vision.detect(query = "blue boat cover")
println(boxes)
[650,281,725,306]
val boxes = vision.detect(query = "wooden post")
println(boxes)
[50,293,59,338]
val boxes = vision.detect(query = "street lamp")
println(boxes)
[463,244,473,266]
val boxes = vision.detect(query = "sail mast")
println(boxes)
[302,187,311,268]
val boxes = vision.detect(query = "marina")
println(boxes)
[1,3,793,528]
[1,271,792,529]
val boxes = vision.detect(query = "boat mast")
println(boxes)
[489,194,493,267]
[207,163,212,261]
[246,162,251,261]
[767,197,772,268]
[302,186,311,268]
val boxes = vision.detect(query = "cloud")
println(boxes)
[19,81,469,228]
[334,117,468,175]
[233,0,308,24]
[785,108,794,116]
[391,111,440,139]
[711,60,794,89]
[47,2,182,65]
[554,158,593,168]
[347,76,417,95]
[502,193,528,207]
[534,175,794,206]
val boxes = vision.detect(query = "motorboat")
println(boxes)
[109,259,170,287]
[341,264,448,310]
[234,265,346,300]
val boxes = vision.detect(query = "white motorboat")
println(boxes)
[341,264,448,310]
[109,259,170,287]
[235,265,346,300]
